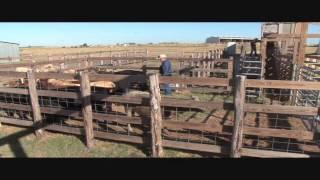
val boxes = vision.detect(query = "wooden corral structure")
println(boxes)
[260,22,320,80]
[0,54,319,158]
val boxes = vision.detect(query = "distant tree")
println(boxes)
[79,43,88,48]
[206,37,220,43]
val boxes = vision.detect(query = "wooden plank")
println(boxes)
[241,148,310,158]
[264,34,301,39]
[306,34,320,38]
[27,70,44,136]
[163,140,229,155]
[0,71,27,78]
[93,113,147,125]
[149,73,163,157]
[94,131,145,144]
[40,107,82,118]
[0,102,32,111]
[38,90,80,99]
[45,124,83,135]
[0,87,29,95]
[0,117,33,127]
[162,98,233,111]
[231,75,246,158]
[192,68,229,73]
[89,74,146,83]
[163,120,222,133]
[244,127,314,140]
[245,79,320,90]
[35,72,77,80]
[245,104,318,116]
[159,76,231,86]
[79,71,94,148]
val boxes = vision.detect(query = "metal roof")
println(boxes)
[0,41,19,45]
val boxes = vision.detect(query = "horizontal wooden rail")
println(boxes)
[192,68,229,73]
[307,34,320,38]
[159,76,231,86]
[0,56,232,70]
[246,79,320,90]
[241,148,310,158]
[0,71,27,78]
[245,104,319,116]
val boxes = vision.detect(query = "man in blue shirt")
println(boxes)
[159,54,173,119]
[159,54,172,95]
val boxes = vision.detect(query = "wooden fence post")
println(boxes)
[230,75,246,158]
[197,61,201,78]
[80,71,94,148]
[60,63,65,72]
[27,70,43,137]
[149,73,164,157]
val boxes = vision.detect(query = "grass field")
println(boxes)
[0,125,203,158]
[20,43,226,60]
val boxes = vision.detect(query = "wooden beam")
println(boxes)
[159,76,231,86]
[0,117,33,127]
[241,148,310,158]
[297,23,308,65]
[94,131,145,144]
[244,126,314,140]
[192,68,229,73]
[163,140,229,155]
[306,34,320,38]
[0,71,27,78]
[264,34,301,39]
[230,75,246,158]
[245,104,318,116]
[245,79,320,90]
[163,120,222,133]
[27,70,44,136]
[35,72,77,80]
[79,71,94,148]
[149,73,163,157]
[0,87,29,95]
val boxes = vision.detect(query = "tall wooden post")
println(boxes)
[80,71,94,148]
[59,63,65,72]
[297,23,308,66]
[149,73,163,157]
[207,60,211,77]
[202,60,206,77]
[196,61,200,78]
[260,39,267,80]
[27,70,43,137]
[230,75,246,158]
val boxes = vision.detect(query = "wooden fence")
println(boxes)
[0,70,319,157]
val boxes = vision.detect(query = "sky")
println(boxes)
[0,22,319,47]
[0,23,262,46]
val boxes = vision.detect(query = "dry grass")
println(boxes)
[20,43,226,59]
[0,125,202,158]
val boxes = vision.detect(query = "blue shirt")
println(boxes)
[160,59,172,76]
